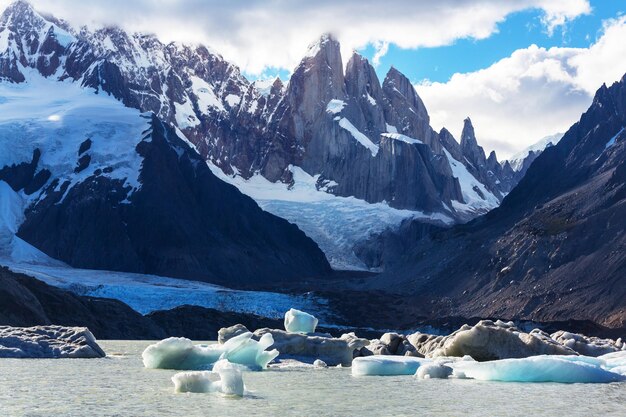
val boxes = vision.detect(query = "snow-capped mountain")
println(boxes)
[0,1,527,272]
[0,2,331,286]
[507,132,564,174]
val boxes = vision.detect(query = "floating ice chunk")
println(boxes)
[352,356,429,376]
[314,359,327,368]
[171,371,215,393]
[142,338,223,370]
[212,360,245,396]
[452,355,625,383]
[415,363,453,379]
[221,332,279,371]
[284,308,318,334]
[600,351,626,371]
[171,360,245,396]
[143,333,278,370]
[551,331,623,356]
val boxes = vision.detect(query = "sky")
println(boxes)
[2,0,626,158]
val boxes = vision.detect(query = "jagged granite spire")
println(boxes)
[461,117,487,169]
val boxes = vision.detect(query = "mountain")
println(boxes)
[0,2,519,224]
[0,2,330,286]
[366,75,626,328]
[0,1,530,272]
[507,132,564,177]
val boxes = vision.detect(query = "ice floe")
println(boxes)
[352,356,428,376]
[452,355,625,383]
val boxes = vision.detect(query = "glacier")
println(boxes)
[209,164,453,270]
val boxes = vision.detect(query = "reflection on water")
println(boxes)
[0,340,624,417]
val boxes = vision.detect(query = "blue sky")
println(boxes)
[360,1,624,85]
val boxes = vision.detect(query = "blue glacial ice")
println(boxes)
[143,332,279,371]
[352,356,429,376]
[284,308,318,334]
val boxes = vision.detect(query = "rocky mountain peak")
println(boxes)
[461,117,487,169]
[382,66,429,123]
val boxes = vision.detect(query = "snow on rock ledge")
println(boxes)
[0,326,105,358]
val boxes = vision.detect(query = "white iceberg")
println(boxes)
[415,363,454,379]
[143,332,278,370]
[284,308,318,334]
[142,338,223,370]
[352,356,429,376]
[451,355,625,383]
[171,360,245,396]
[171,371,214,393]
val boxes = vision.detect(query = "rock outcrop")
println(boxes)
[0,325,106,358]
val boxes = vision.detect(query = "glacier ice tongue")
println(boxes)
[284,308,318,334]
[143,332,278,371]
[451,355,626,383]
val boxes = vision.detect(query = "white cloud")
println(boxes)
[0,0,590,75]
[415,16,626,159]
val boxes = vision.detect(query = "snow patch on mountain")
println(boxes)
[0,71,150,200]
[382,133,423,145]
[338,118,379,157]
[443,149,500,215]
[508,133,564,171]
[209,164,452,270]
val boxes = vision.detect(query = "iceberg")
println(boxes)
[171,360,245,396]
[284,308,318,334]
[171,371,214,393]
[142,338,223,370]
[352,356,429,376]
[143,332,278,370]
[451,355,626,383]
[415,363,454,380]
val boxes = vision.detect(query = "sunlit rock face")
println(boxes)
[406,320,575,361]
[0,325,105,358]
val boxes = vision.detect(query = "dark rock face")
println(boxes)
[0,3,521,223]
[369,75,626,328]
[15,116,330,286]
[0,267,165,339]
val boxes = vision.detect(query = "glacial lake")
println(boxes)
[1,341,625,416]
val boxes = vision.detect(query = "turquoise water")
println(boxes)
[0,341,624,416]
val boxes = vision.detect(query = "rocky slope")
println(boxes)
[368,75,626,328]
